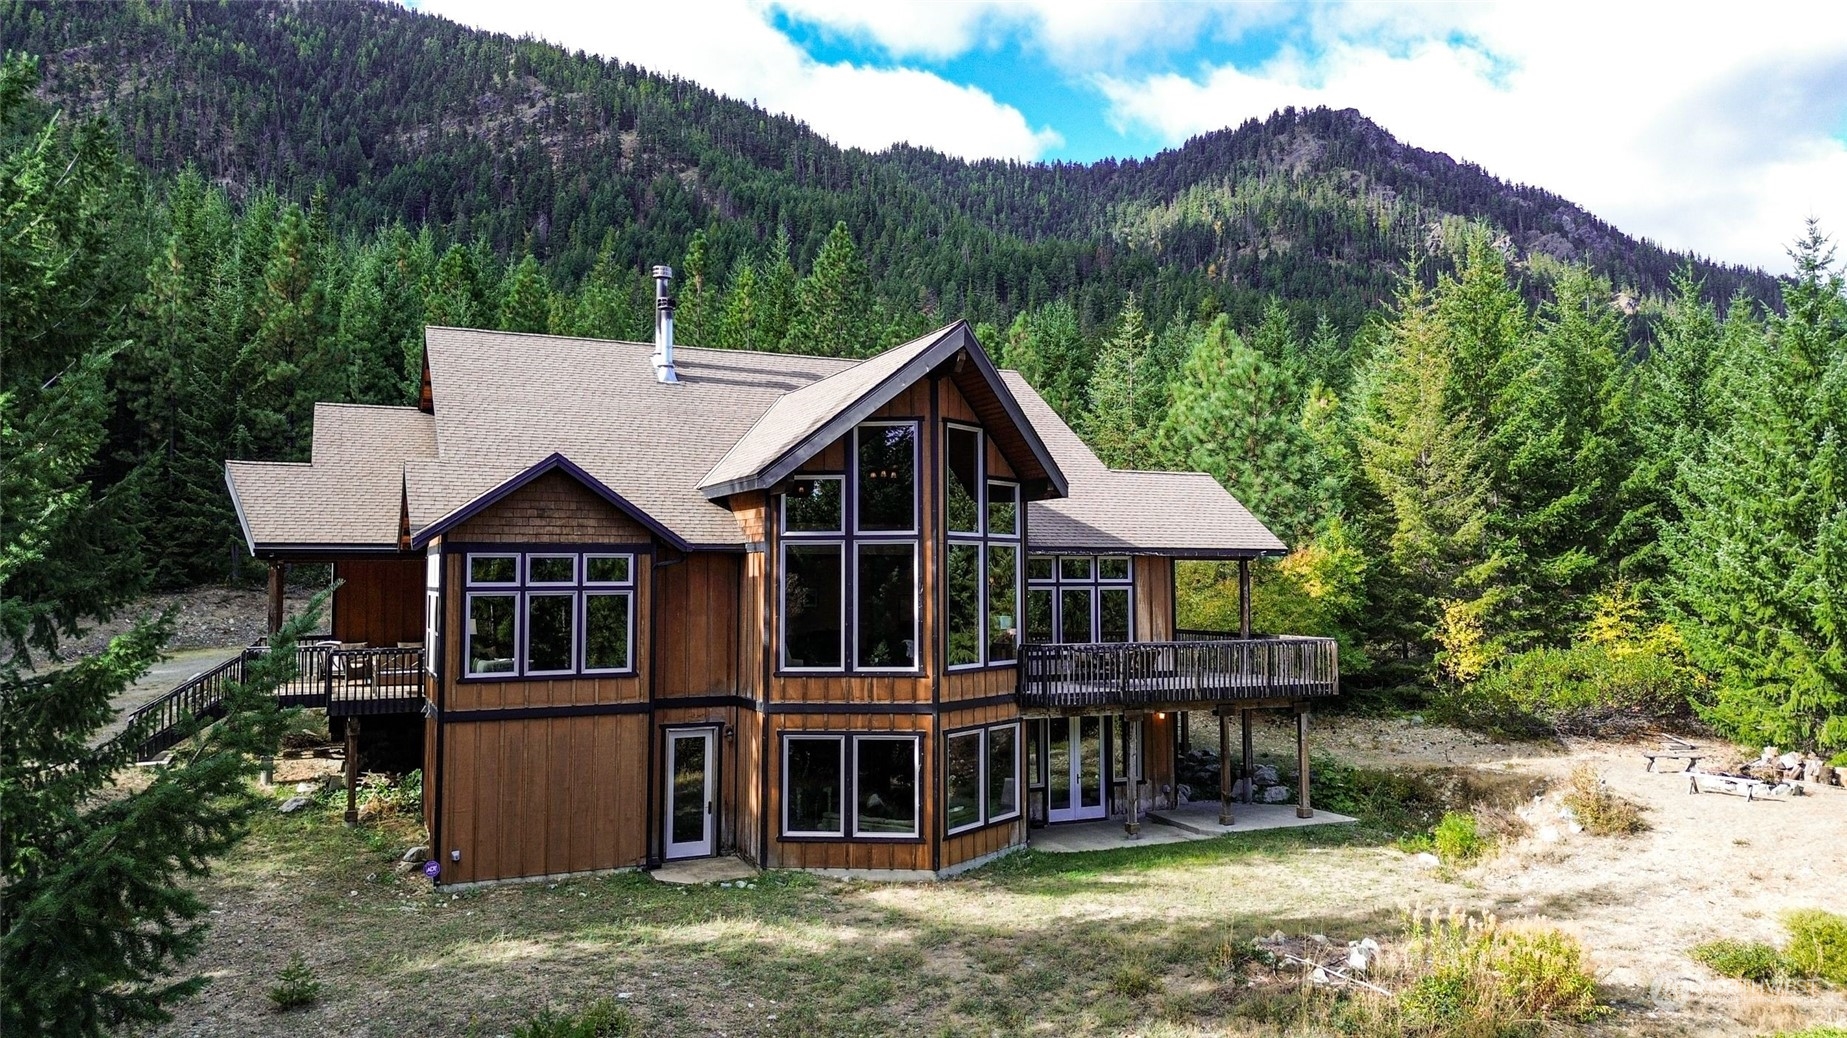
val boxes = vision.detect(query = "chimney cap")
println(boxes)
[652,265,674,280]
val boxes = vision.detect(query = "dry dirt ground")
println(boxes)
[134,717,1846,1038]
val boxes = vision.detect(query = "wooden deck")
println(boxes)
[128,641,426,761]
[1017,635,1338,710]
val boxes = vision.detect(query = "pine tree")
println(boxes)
[496,253,552,334]
[1484,266,1631,648]
[753,228,798,352]
[1081,294,1163,468]
[562,242,642,341]
[1351,277,1499,667]
[231,203,332,460]
[1619,268,1726,583]
[1664,223,1847,751]
[1000,300,1089,418]
[422,242,486,329]
[1157,314,1319,542]
[0,55,316,1034]
[715,261,763,351]
[782,221,874,357]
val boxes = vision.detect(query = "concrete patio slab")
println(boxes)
[1027,802,1355,853]
[1150,800,1357,834]
[650,856,760,885]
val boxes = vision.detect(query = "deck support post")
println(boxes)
[1125,714,1142,839]
[1217,709,1233,826]
[1295,703,1313,819]
[343,717,360,826]
[1240,708,1254,804]
[266,562,285,636]
[1238,559,1252,639]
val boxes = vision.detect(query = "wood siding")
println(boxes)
[1134,555,1175,642]
[332,558,424,646]
[655,553,740,697]
[763,711,935,872]
[436,713,647,885]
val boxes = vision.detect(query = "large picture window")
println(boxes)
[944,722,1022,835]
[462,550,636,677]
[943,423,1023,670]
[1026,555,1133,645]
[781,733,921,839]
[778,421,920,673]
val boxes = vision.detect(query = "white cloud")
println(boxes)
[1095,3,1847,273]
[771,0,1291,70]
[416,0,1060,160]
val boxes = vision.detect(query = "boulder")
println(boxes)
[401,845,429,863]
[278,796,312,814]
[1259,784,1292,803]
[1253,764,1280,784]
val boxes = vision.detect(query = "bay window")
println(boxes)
[943,422,1022,669]
[461,550,636,677]
[778,422,919,673]
[944,722,1022,835]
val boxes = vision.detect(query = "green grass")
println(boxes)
[148,767,1621,1037]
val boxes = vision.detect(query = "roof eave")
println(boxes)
[698,321,1069,501]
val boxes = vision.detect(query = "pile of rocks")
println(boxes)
[1737,747,1839,786]
[1174,751,1294,803]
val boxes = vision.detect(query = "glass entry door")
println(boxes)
[664,729,716,859]
[1045,716,1108,822]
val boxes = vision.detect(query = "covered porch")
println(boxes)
[1016,625,1339,842]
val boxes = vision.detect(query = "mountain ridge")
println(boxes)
[2,0,1780,331]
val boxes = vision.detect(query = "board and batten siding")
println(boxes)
[938,699,1026,871]
[431,469,656,885]
[762,710,935,872]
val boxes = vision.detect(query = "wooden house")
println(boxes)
[224,274,1336,885]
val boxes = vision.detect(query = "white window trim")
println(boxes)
[986,542,1021,665]
[466,552,520,587]
[945,422,984,537]
[852,540,920,673]
[780,540,847,673]
[463,590,519,676]
[782,734,847,837]
[1097,555,1133,583]
[781,475,845,536]
[945,540,986,672]
[526,553,578,586]
[583,552,635,586]
[944,728,986,836]
[985,722,1023,824]
[580,589,635,675]
[853,421,920,536]
[987,478,1021,540]
[521,590,579,676]
[851,734,921,839]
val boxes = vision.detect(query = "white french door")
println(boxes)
[664,729,716,860]
[1045,716,1108,822]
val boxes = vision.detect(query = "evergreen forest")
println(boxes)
[5,0,1845,767]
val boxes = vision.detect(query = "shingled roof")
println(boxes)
[225,403,434,554]
[226,324,1286,558]
[1005,374,1287,558]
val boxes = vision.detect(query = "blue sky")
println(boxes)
[418,1,1847,273]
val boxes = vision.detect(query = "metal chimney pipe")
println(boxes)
[651,264,679,384]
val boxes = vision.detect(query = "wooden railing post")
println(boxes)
[1218,709,1233,826]
[1295,703,1313,819]
[1240,708,1254,805]
[343,717,361,826]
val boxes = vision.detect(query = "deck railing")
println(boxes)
[123,640,426,760]
[1018,635,1338,710]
